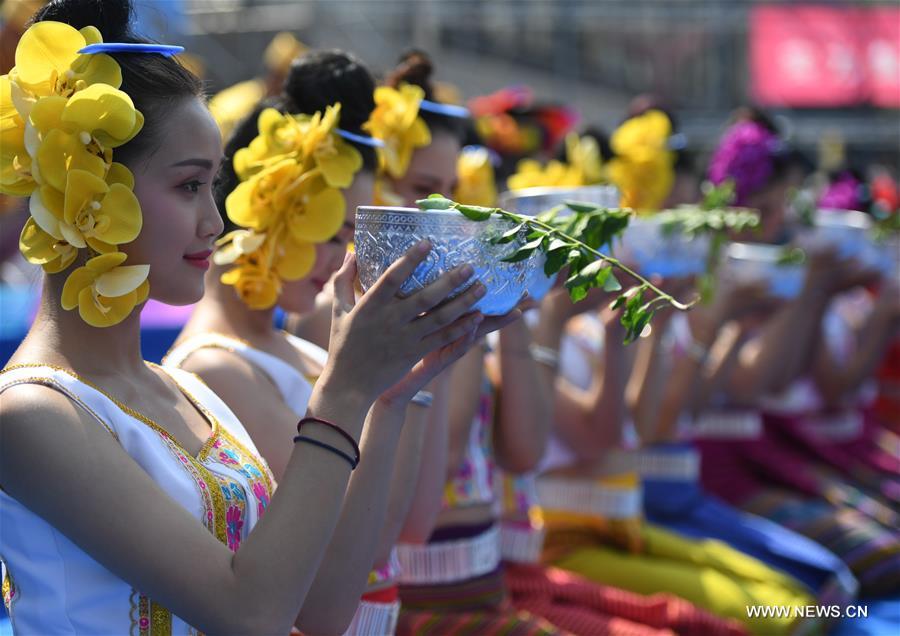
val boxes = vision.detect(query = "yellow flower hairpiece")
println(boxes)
[1,21,148,328]
[607,109,675,212]
[363,84,431,179]
[453,146,497,207]
[505,133,604,192]
[215,104,361,309]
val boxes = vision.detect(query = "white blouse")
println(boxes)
[0,363,275,635]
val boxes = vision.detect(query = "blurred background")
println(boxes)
[138,0,899,166]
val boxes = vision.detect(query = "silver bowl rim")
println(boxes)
[499,184,620,202]
[356,205,505,219]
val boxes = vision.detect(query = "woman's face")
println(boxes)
[389,131,460,207]
[742,179,791,244]
[124,98,224,305]
[278,170,375,314]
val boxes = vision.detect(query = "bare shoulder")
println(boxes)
[178,347,282,414]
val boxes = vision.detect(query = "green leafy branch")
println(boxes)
[657,182,761,301]
[416,194,696,343]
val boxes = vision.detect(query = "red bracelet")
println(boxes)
[297,417,361,467]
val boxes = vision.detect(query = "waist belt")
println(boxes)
[499,521,545,564]
[395,524,500,585]
[636,447,700,481]
[342,598,400,636]
[690,410,762,440]
[537,477,642,519]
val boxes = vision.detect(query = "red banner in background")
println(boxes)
[750,5,900,108]
[867,7,900,107]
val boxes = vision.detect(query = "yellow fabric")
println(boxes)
[546,522,815,636]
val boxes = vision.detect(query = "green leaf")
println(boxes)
[564,200,600,214]
[501,246,537,263]
[455,204,494,221]
[416,195,455,210]
[602,270,621,292]
[544,247,569,276]
[494,222,526,244]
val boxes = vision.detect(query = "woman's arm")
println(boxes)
[812,286,900,406]
[553,315,628,458]
[491,318,553,473]
[0,380,371,635]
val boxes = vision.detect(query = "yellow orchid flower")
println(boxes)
[281,175,346,244]
[27,167,141,253]
[364,84,431,178]
[12,22,121,99]
[0,74,34,196]
[221,260,281,310]
[234,108,303,179]
[19,217,78,273]
[565,133,603,185]
[453,147,497,207]
[607,110,675,212]
[61,252,150,327]
[298,106,362,189]
[227,161,345,244]
[272,231,316,281]
[213,228,267,266]
[26,86,141,192]
[507,158,582,191]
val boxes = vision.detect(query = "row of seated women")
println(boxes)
[1,0,897,634]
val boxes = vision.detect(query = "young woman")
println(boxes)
[165,49,518,635]
[689,113,900,596]
[0,2,506,633]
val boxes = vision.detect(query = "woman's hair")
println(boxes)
[33,0,204,167]
[385,49,465,140]
[214,49,381,231]
[281,49,378,172]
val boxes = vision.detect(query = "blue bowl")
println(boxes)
[355,206,539,315]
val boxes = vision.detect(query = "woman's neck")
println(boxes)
[19,281,147,380]
[188,267,277,341]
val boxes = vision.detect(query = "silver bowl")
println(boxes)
[354,206,538,315]
[796,209,872,259]
[721,242,805,299]
[619,216,711,278]
[499,185,622,299]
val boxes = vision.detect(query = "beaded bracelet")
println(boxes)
[293,435,358,469]
[297,416,361,468]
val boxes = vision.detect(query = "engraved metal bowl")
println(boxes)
[354,206,538,315]
[721,242,805,299]
[498,185,622,300]
[618,216,711,278]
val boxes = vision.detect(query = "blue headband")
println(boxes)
[419,99,469,119]
[78,43,185,56]
[337,129,384,148]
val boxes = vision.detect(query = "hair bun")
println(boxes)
[386,49,434,99]
[33,0,133,40]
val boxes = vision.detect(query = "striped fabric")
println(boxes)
[743,489,900,596]
[505,562,748,636]
[343,599,400,636]
[397,567,566,635]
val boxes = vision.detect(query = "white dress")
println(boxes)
[0,363,275,635]
[163,333,401,636]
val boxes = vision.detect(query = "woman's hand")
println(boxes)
[803,248,881,299]
[320,242,520,406]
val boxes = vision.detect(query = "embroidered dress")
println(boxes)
[538,317,821,636]
[396,381,568,635]
[164,333,400,635]
[0,363,275,634]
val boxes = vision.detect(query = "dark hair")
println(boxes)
[282,50,377,172]
[385,49,465,140]
[33,0,203,167]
